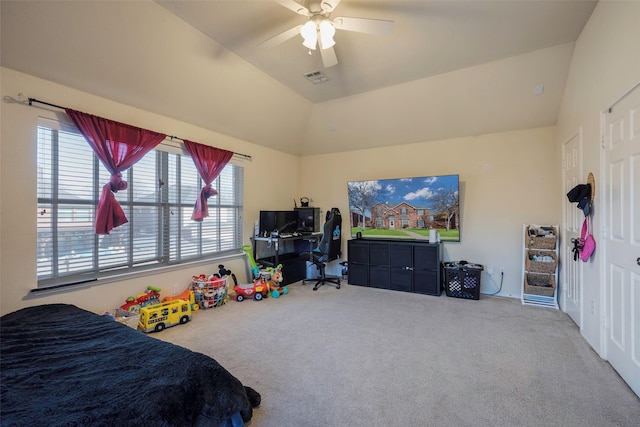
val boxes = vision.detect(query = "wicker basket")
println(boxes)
[523,273,556,297]
[526,226,557,250]
[525,250,558,274]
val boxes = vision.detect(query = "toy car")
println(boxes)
[233,279,269,302]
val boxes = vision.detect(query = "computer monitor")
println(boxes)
[259,210,298,236]
[295,207,321,233]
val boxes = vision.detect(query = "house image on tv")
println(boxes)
[371,202,431,229]
[349,209,370,229]
[369,202,459,230]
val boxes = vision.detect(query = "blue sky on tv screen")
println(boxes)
[352,174,459,210]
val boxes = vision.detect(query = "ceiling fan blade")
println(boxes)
[320,45,338,68]
[321,0,342,13]
[332,17,393,36]
[258,25,303,48]
[277,0,309,16]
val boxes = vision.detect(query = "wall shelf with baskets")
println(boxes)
[521,224,559,309]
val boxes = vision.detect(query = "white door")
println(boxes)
[562,130,583,326]
[603,83,640,396]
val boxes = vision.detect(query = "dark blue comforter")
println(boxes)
[1,304,259,427]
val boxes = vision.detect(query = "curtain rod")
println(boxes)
[27,97,252,161]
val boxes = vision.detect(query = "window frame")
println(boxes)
[36,118,244,289]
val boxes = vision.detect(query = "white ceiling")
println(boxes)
[156,0,597,103]
[1,1,597,155]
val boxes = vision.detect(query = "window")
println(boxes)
[36,120,243,288]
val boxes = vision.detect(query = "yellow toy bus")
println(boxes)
[137,299,192,333]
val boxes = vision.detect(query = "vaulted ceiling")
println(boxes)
[1,1,597,155]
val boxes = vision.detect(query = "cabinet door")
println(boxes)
[390,267,412,292]
[414,269,440,295]
[369,243,390,266]
[414,244,440,295]
[414,245,438,269]
[369,265,390,289]
[389,244,412,291]
[349,263,369,287]
[390,244,412,267]
[349,240,369,264]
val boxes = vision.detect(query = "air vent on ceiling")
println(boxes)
[303,70,329,85]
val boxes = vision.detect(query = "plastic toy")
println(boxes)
[162,288,200,311]
[233,265,288,301]
[233,277,269,302]
[137,299,192,333]
[266,264,288,298]
[215,264,238,287]
[120,286,162,313]
[242,244,261,279]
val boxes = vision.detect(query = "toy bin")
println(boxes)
[114,308,140,329]
[523,272,556,297]
[443,262,484,300]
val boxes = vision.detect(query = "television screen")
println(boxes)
[347,174,460,242]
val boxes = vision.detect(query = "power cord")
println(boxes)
[484,271,504,296]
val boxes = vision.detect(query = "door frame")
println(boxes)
[598,109,607,358]
[599,81,640,395]
[561,128,584,326]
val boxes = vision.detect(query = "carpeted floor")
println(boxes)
[156,282,640,427]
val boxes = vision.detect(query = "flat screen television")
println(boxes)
[347,174,460,242]
[259,210,299,236]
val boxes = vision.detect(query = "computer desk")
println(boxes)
[250,232,321,285]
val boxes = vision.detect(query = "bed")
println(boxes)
[0,304,260,427]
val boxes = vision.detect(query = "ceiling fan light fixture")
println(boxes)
[319,19,336,49]
[301,21,317,50]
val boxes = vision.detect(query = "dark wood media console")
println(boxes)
[348,238,442,296]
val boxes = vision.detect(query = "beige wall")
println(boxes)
[298,126,560,298]
[555,1,640,353]
[0,67,299,315]
[3,1,636,320]
[0,66,561,314]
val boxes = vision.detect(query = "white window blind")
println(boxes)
[36,120,244,288]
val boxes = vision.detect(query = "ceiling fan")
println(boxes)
[259,0,394,68]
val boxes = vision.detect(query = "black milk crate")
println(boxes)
[443,262,483,300]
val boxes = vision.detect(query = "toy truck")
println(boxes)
[162,288,200,311]
[137,299,192,333]
[120,286,162,313]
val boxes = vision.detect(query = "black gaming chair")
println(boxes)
[302,208,342,291]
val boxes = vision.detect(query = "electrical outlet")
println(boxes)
[487,266,494,275]
[500,267,505,274]
[173,283,179,294]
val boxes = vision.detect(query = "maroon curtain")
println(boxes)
[183,140,233,221]
[65,109,166,234]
